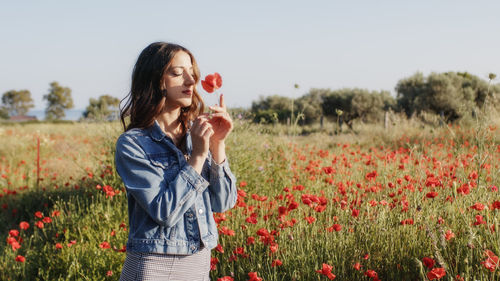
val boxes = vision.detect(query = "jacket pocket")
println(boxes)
[167,225,177,240]
[148,152,179,170]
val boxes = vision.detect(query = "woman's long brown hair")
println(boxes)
[120,42,204,133]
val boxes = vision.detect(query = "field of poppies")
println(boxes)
[0,117,499,280]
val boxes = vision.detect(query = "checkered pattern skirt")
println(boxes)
[119,247,211,281]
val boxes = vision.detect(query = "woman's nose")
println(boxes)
[184,73,195,85]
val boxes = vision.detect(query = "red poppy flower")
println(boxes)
[316,263,336,280]
[217,277,234,281]
[269,242,278,253]
[245,213,258,224]
[99,241,111,249]
[400,218,414,225]
[481,250,499,272]
[353,262,362,270]
[427,267,446,280]
[326,224,342,232]
[444,230,455,241]
[491,200,500,209]
[351,209,360,218]
[364,269,379,280]
[272,259,283,267]
[426,191,438,198]
[246,236,255,245]
[256,228,269,237]
[305,216,316,224]
[55,243,63,249]
[215,244,224,253]
[422,257,435,269]
[288,201,299,211]
[470,203,485,211]
[365,171,378,181]
[233,247,245,256]
[201,73,222,93]
[210,257,219,271]
[11,241,21,251]
[9,229,19,237]
[473,215,487,226]
[219,226,235,236]
[15,255,25,262]
[35,221,44,229]
[19,221,29,230]
[248,272,263,281]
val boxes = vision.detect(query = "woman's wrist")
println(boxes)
[188,153,207,174]
[210,141,226,164]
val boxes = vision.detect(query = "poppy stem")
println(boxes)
[36,136,40,189]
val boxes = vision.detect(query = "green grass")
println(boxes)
[0,118,499,280]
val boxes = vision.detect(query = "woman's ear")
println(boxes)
[160,81,168,97]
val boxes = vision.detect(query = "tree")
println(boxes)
[251,95,293,123]
[395,72,427,117]
[0,107,8,119]
[322,88,395,128]
[296,88,328,124]
[1,90,34,116]
[395,72,499,122]
[82,95,120,121]
[43,82,74,120]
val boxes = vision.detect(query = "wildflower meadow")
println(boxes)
[0,116,499,280]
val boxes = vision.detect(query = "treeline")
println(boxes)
[1,72,498,123]
[0,82,119,121]
[251,72,499,125]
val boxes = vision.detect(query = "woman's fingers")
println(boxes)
[208,105,226,113]
[192,115,209,131]
[219,94,226,109]
[209,112,230,118]
[197,120,212,135]
[203,127,214,138]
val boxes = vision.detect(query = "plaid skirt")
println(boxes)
[119,247,211,281]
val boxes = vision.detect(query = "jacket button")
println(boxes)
[198,209,204,215]
[187,213,193,218]
[190,245,196,251]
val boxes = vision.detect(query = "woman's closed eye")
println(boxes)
[171,70,194,77]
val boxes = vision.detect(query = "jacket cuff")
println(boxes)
[180,164,209,193]
[210,157,231,178]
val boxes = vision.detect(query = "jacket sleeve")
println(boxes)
[204,155,238,213]
[115,134,209,227]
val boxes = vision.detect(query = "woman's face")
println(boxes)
[162,51,196,110]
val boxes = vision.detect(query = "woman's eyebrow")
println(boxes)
[170,66,193,69]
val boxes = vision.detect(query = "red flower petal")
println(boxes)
[214,72,222,88]
[201,80,214,93]
[427,268,446,280]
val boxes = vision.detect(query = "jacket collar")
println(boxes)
[149,120,166,142]
[148,120,193,155]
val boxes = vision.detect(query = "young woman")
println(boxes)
[115,42,237,280]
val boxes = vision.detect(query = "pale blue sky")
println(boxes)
[1,0,499,110]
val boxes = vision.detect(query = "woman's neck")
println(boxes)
[156,107,182,133]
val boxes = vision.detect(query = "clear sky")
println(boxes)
[1,0,499,110]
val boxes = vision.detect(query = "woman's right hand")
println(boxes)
[188,114,213,174]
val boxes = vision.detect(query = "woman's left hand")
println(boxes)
[208,94,233,145]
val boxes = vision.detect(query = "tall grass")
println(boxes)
[0,116,498,280]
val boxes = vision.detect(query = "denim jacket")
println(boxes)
[115,120,237,255]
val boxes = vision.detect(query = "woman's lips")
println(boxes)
[182,90,192,95]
